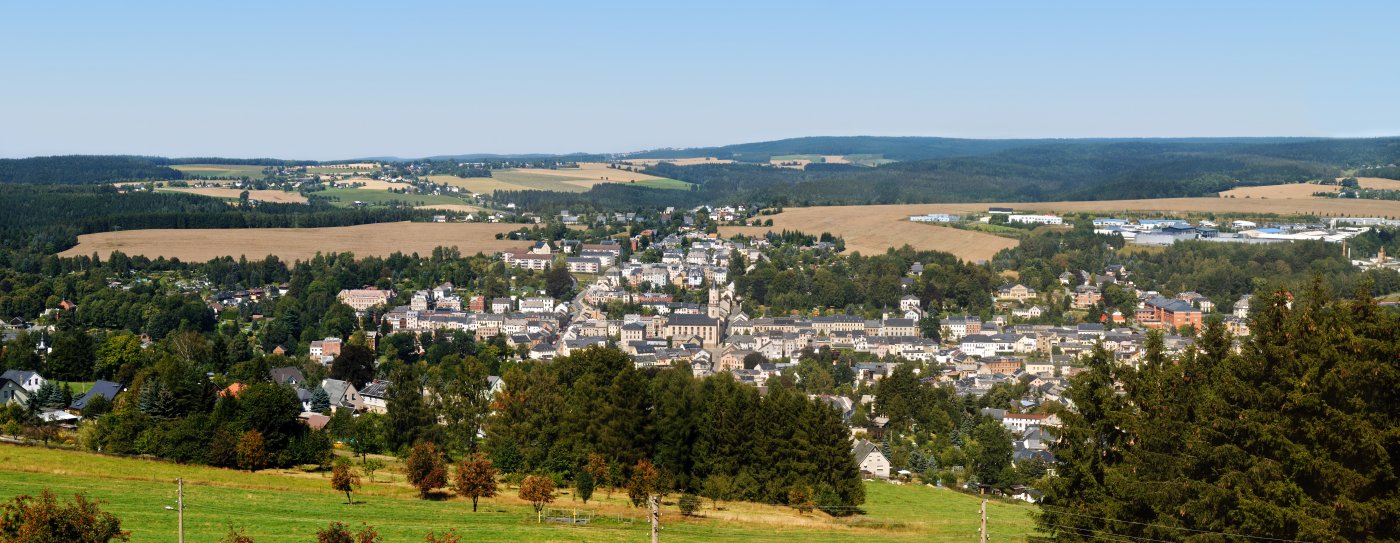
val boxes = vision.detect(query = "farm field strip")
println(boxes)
[58,222,523,262]
[157,187,308,203]
[170,164,269,177]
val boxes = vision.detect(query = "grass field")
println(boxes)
[719,197,1400,262]
[157,187,308,204]
[0,444,1035,542]
[170,164,269,178]
[58,222,523,262]
[313,187,473,208]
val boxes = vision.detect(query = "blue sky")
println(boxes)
[2,1,1397,160]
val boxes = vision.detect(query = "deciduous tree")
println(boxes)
[405,442,446,498]
[518,475,555,516]
[330,458,361,504]
[451,453,498,512]
[0,490,129,542]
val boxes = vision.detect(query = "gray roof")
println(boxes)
[359,381,390,399]
[852,439,883,462]
[320,379,354,405]
[667,314,718,327]
[269,366,305,386]
[0,370,38,384]
[70,380,123,410]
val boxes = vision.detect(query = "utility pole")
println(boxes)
[177,478,185,543]
[979,498,987,543]
[649,494,660,543]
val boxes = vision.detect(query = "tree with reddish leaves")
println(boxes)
[217,526,254,543]
[422,529,461,543]
[451,453,497,512]
[405,442,447,498]
[0,490,129,542]
[330,458,362,504]
[518,475,556,516]
[314,522,381,543]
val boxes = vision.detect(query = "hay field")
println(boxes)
[1219,183,1339,199]
[158,187,308,203]
[60,222,521,262]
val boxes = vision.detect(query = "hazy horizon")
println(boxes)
[4,1,1399,160]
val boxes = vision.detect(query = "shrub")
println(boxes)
[678,493,701,517]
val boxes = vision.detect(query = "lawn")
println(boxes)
[0,444,1037,542]
[312,188,475,208]
[170,164,269,178]
[53,381,94,396]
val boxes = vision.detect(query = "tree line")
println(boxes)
[1037,282,1400,542]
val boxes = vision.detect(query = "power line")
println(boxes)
[1044,523,1180,543]
[1039,506,1316,543]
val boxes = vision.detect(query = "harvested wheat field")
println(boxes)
[621,157,734,166]
[1356,177,1400,190]
[159,187,308,203]
[1219,183,1339,199]
[424,175,523,195]
[830,198,1400,218]
[517,162,667,183]
[341,178,412,191]
[60,222,521,262]
[720,210,1019,262]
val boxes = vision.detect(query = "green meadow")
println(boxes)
[0,444,1036,542]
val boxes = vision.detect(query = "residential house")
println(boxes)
[0,370,44,393]
[269,366,306,387]
[359,381,389,414]
[69,380,124,412]
[319,379,364,413]
[0,377,30,406]
[852,439,891,479]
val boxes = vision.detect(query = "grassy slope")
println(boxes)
[313,187,473,207]
[0,444,1035,542]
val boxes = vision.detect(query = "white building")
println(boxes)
[1008,214,1064,225]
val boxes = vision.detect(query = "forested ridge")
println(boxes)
[0,155,183,184]
[0,185,426,254]
[492,137,1400,212]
